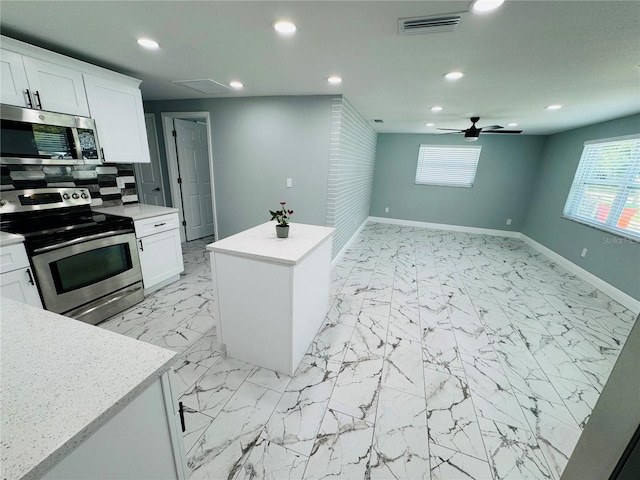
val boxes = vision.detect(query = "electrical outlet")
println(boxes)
[384,207,389,213]
[286,178,293,188]
[581,248,588,257]
[506,218,512,225]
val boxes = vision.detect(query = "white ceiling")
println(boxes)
[1,0,639,135]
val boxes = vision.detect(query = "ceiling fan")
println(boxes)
[438,117,523,141]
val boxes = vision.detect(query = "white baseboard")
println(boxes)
[367,216,521,238]
[365,216,640,314]
[519,234,640,314]
[331,220,368,269]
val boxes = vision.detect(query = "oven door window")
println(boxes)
[50,243,133,294]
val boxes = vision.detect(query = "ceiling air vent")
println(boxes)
[172,79,231,94]
[398,12,466,35]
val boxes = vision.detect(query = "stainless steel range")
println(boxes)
[0,188,143,324]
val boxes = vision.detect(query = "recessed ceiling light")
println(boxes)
[274,21,297,35]
[425,123,435,127]
[508,122,518,127]
[327,76,342,85]
[472,0,505,13]
[137,38,159,49]
[546,104,563,110]
[430,106,443,112]
[229,81,243,90]
[444,71,464,80]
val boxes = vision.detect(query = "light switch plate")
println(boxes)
[286,178,293,188]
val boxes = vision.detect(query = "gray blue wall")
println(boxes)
[370,133,545,231]
[143,96,333,240]
[523,114,640,300]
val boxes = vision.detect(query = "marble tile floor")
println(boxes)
[100,223,637,480]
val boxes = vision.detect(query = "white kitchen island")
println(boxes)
[207,222,335,376]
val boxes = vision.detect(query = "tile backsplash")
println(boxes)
[0,163,138,207]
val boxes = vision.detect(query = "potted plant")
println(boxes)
[269,202,293,238]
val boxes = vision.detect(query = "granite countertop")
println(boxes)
[94,203,179,221]
[207,221,335,265]
[0,299,178,480]
[0,231,25,247]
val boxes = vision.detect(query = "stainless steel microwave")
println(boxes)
[0,104,103,165]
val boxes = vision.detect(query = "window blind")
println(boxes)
[563,134,640,240]
[415,145,482,188]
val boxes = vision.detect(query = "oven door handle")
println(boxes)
[32,230,134,254]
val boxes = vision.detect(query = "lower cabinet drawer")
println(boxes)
[135,213,179,238]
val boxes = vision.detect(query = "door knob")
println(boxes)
[152,187,161,192]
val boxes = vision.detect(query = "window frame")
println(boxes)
[414,144,482,188]
[562,134,640,242]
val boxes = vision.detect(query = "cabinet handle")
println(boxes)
[24,89,34,109]
[152,187,161,192]
[26,268,35,285]
[100,147,105,161]
[138,238,144,251]
[34,90,43,109]
[154,222,167,228]
[179,401,186,433]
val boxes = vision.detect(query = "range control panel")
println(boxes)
[0,188,92,214]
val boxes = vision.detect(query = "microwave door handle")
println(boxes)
[24,89,34,109]
[32,230,134,254]
[33,90,43,110]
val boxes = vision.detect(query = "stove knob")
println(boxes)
[72,193,79,199]
[81,192,89,199]
[62,193,70,200]
[0,199,5,207]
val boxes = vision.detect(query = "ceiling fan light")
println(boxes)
[464,136,479,141]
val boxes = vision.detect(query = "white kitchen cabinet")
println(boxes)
[1,36,151,164]
[0,243,43,308]
[84,73,151,163]
[135,213,184,293]
[43,372,187,480]
[0,48,90,116]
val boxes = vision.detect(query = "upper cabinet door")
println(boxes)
[83,73,151,163]
[1,49,31,108]
[21,56,90,116]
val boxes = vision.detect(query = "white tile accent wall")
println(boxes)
[326,96,377,258]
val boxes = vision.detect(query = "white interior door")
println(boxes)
[174,118,214,241]
[134,115,166,206]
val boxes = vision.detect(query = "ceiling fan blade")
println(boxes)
[480,125,503,130]
[437,128,465,132]
[482,129,522,134]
